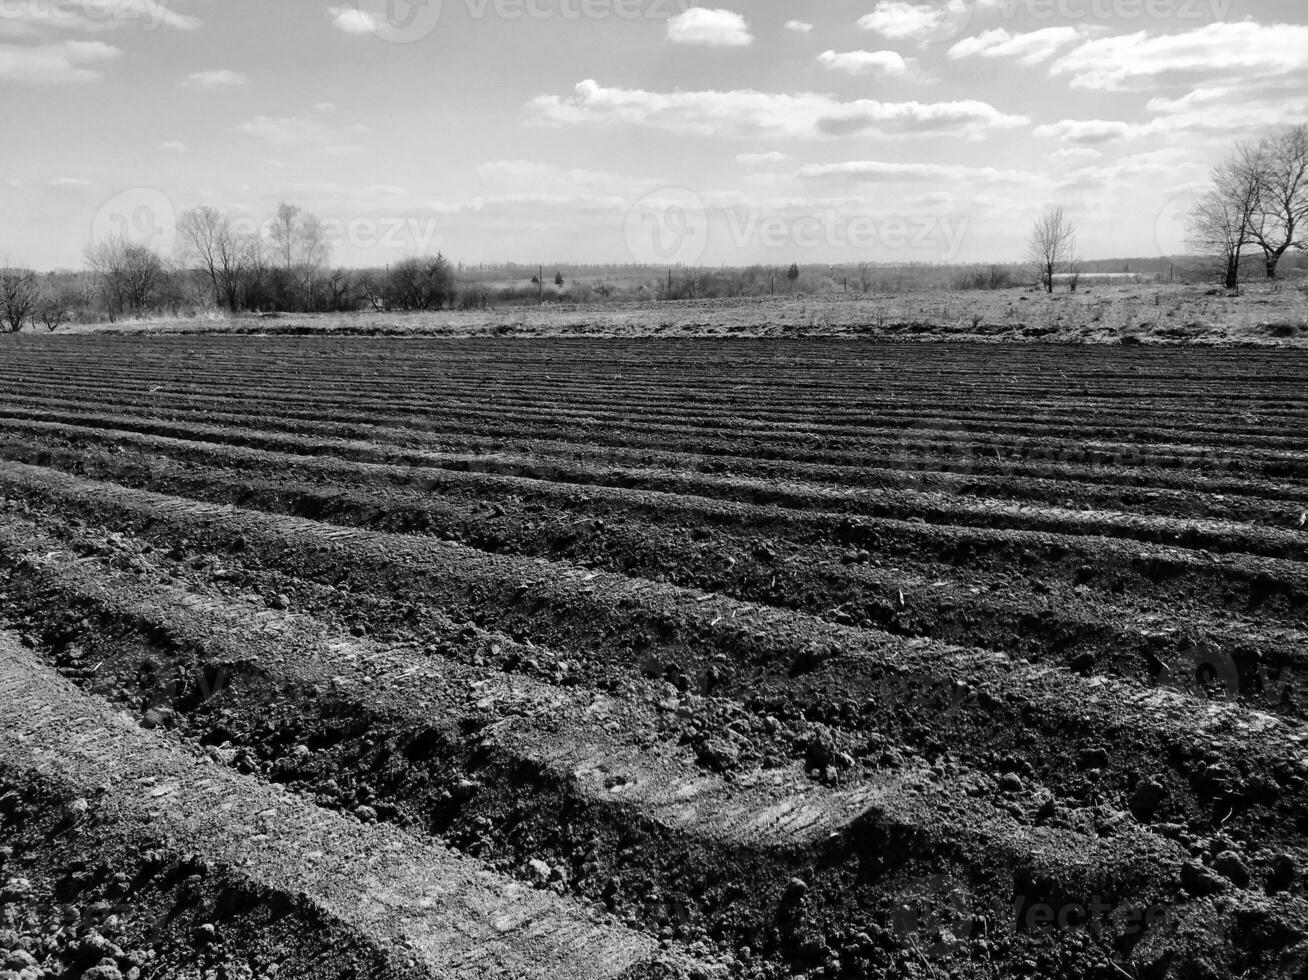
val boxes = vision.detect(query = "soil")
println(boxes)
[0,335,1306,980]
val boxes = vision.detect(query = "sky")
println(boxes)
[2,0,1307,270]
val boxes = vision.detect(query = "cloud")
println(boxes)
[1050,21,1308,91]
[737,151,789,166]
[797,160,1036,184]
[949,27,1088,66]
[236,114,368,155]
[327,6,378,34]
[87,0,199,31]
[0,40,120,82]
[529,79,1029,140]
[666,8,752,47]
[425,193,627,217]
[0,0,200,36]
[1038,66,1308,149]
[476,159,659,197]
[1050,147,1101,162]
[48,177,91,187]
[1033,118,1149,145]
[1055,149,1203,193]
[818,49,915,78]
[182,69,247,91]
[784,20,813,34]
[161,140,187,152]
[858,1,971,41]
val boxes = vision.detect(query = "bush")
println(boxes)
[388,254,456,311]
[952,265,1013,291]
[0,268,39,332]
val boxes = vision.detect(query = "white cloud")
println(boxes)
[529,79,1029,140]
[48,176,91,187]
[314,101,338,113]
[86,0,199,31]
[859,1,972,42]
[161,140,187,152]
[1056,149,1203,193]
[1033,118,1149,145]
[666,8,752,47]
[1050,21,1308,91]
[784,20,813,34]
[0,0,200,35]
[327,6,378,35]
[0,40,120,83]
[1051,147,1101,162]
[425,193,627,217]
[949,27,1088,66]
[736,151,790,166]
[818,49,915,78]
[797,160,1035,184]
[182,69,247,91]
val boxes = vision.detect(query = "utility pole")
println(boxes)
[538,265,543,306]
[770,271,775,296]
[667,269,672,297]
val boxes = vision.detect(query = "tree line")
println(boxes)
[167,203,459,317]
[0,202,460,331]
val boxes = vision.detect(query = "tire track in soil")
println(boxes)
[0,635,686,980]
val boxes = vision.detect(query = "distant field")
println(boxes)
[57,281,1308,345]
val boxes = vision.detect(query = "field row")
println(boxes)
[2,337,1307,980]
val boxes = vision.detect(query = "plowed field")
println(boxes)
[1,335,1306,980]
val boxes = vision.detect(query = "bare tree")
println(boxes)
[84,239,165,319]
[361,271,387,312]
[0,268,39,332]
[296,213,331,309]
[324,268,356,312]
[36,279,78,331]
[268,203,302,271]
[268,203,332,310]
[1067,247,1082,293]
[1242,125,1308,279]
[176,207,257,312]
[857,262,875,293]
[1027,207,1075,294]
[1188,154,1263,291]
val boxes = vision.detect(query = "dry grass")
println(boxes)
[56,280,1308,345]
